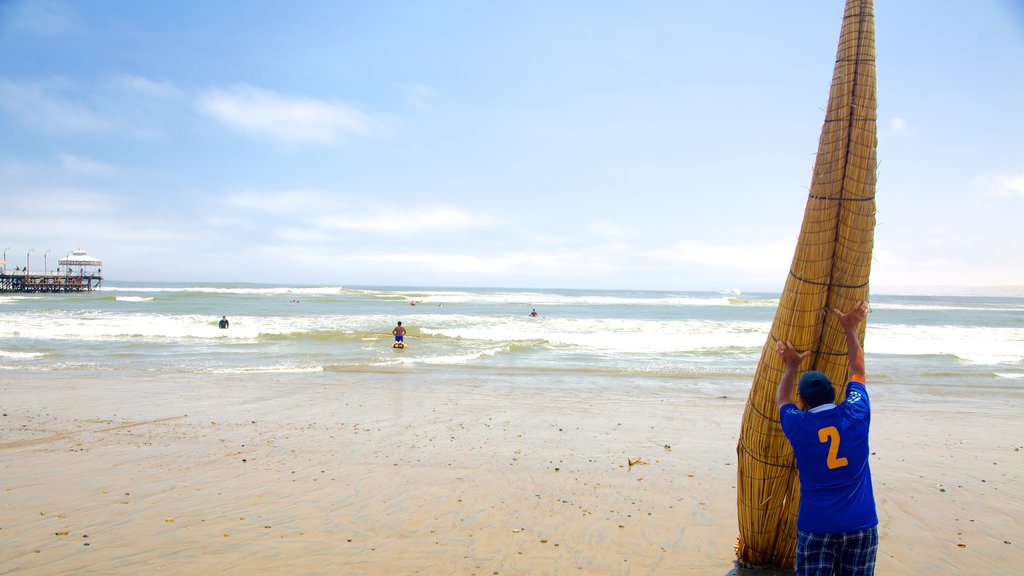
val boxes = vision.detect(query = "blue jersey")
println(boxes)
[780,381,878,533]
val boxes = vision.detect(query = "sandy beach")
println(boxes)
[1,371,1021,575]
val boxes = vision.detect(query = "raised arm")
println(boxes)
[833,300,868,383]
[775,340,811,409]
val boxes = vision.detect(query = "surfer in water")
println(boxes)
[218,316,229,329]
[392,321,406,345]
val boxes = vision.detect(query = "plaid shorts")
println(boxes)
[796,527,878,575]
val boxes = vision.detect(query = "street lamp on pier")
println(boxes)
[27,249,34,275]
[44,249,51,275]
[2,246,8,273]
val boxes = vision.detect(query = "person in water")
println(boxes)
[392,321,406,344]
[529,308,539,317]
[218,316,229,329]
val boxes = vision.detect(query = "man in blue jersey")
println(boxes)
[775,300,878,575]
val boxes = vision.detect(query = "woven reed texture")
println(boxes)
[735,0,877,568]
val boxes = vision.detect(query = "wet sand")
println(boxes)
[1,371,1021,575]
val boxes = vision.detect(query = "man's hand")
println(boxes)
[834,300,869,332]
[775,340,811,408]
[776,340,811,369]
[834,300,868,382]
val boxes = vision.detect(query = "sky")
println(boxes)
[1,0,1022,293]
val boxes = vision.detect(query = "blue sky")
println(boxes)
[1,1,1022,292]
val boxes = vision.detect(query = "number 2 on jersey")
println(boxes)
[818,426,849,470]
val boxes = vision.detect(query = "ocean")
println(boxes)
[1,283,1022,395]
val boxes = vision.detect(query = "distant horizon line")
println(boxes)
[94,279,1024,298]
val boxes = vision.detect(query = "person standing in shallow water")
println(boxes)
[775,300,878,575]
[392,321,406,344]
[218,316,229,329]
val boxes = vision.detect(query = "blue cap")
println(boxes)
[798,370,835,408]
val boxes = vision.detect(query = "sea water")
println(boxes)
[1,283,1021,394]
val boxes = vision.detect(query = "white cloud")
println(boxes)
[112,74,183,100]
[215,191,493,237]
[198,84,376,145]
[272,227,333,244]
[588,221,635,238]
[58,153,118,176]
[872,247,1024,289]
[220,189,341,213]
[0,75,187,137]
[0,157,33,176]
[642,239,796,272]
[351,251,508,273]
[315,205,492,234]
[972,173,1024,198]
[0,79,381,146]
[4,0,82,36]
[401,83,435,111]
[0,152,118,184]
[0,78,111,132]
[3,186,118,215]
[345,248,583,275]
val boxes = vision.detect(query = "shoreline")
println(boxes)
[1,371,1021,574]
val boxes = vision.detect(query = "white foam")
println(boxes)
[0,311,372,342]
[107,285,351,296]
[868,324,1024,364]
[376,345,506,366]
[421,316,768,354]
[208,365,324,374]
[870,301,1024,312]
[0,350,46,359]
[115,296,153,302]
[0,296,29,305]
[383,289,737,307]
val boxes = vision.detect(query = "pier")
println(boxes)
[0,271,103,293]
[0,248,103,293]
